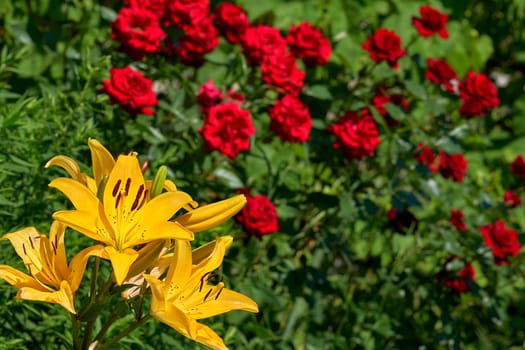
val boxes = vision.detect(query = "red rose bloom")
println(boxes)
[110,7,166,60]
[286,22,331,67]
[441,261,475,294]
[371,88,409,126]
[261,52,305,95]
[450,209,467,232]
[241,25,287,65]
[412,5,449,39]
[328,108,380,160]
[197,80,223,111]
[480,221,521,265]
[226,89,245,104]
[199,103,255,159]
[439,150,467,182]
[176,16,219,66]
[414,144,439,173]
[268,95,311,143]
[425,58,459,93]
[213,2,250,44]
[504,190,521,209]
[167,0,209,29]
[123,0,168,25]
[459,71,499,118]
[387,208,418,234]
[361,28,406,69]
[236,190,279,238]
[100,66,158,117]
[511,155,525,179]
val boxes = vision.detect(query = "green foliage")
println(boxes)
[0,0,525,349]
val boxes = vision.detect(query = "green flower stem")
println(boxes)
[135,280,148,321]
[71,313,81,350]
[92,307,123,344]
[97,314,153,350]
[255,144,274,198]
[81,317,96,350]
[90,257,100,301]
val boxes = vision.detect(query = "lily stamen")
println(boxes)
[214,285,224,300]
[203,288,213,302]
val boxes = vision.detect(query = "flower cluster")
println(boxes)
[414,144,468,182]
[0,139,259,349]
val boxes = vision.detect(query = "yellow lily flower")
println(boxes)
[0,222,103,314]
[47,138,179,195]
[46,138,115,193]
[144,238,258,350]
[49,153,196,285]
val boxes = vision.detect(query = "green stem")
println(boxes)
[97,315,153,350]
[255,144,274,198]
[71,313,81,350]
[135,280,148,321]
[81,318,96,350]
[93,307,123,343]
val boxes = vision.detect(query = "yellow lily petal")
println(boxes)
[2,227,43,272]
[68,244,105,292]
[185,238,226,290]
[49,178,101,212]
[102,155,145,238]
[165,240,192,295]
[18,280,76,314]
[194,323,228,350]
[88,138,115,185]
[104,246,139,285]
[163,179,177,192]
[192,236,233,265]
[45,155,83,182]
[48,221,69,279]
[0,265,45,289]
[176,195,246,233]
[52,211,113,245]
[144,274,198,339]
[188,286,259,320]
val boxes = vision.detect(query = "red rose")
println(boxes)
[110,7,166,60]
[100,66,158,117]
[261,52,305,95]
[480,221,521,265]
[199,103,255,159]
[167,0,209,29]
[414,144,439,173]
[213,2,250,44]
[236,190,279,238]
[412,5,449,39]
[123,0,168,25]
[371,87,409,126]
[450,209,467,232]
[268,95,311,143]
[439,150,467,182]
[387,208,418,234]
[241,25,287,65]
[176,16,219,66]
[440,261,475,294]
[226,88,245,104]
[361,28,406,69]
[286,22,331,67]
[197,80,223,112]
[425,58,458,93]
[511,155,525,179]
[504,190,521,209]
[328,108,380,160]
[459,71,499,118]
